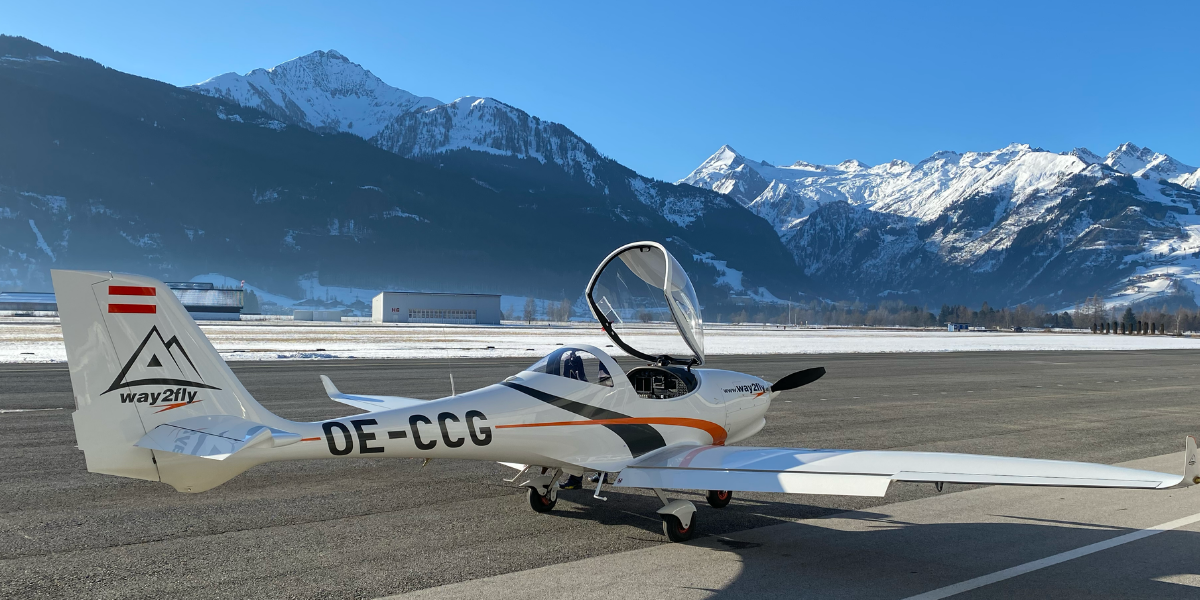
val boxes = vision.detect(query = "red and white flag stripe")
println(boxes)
[108,285,157,314]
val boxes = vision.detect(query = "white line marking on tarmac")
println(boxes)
[902,510,1200,600]
[1153,574,1200,588]
[0,407,64,413]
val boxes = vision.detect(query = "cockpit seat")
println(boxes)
[563,351,588,382]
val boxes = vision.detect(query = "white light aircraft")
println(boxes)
[53,242,1198,541]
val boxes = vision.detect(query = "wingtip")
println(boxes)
[319,375,341,398]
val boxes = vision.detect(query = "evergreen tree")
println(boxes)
[243,290,261,315]
[1121,307,1136,328]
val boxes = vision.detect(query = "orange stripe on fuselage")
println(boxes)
[496,417,727,445]
[300,437,322,442]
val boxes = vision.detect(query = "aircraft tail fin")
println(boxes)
[52,270,292,492]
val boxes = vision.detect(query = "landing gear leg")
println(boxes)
[653,488,697,542]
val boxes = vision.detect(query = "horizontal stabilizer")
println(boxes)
[614,445,1184,497]
[320,375,428,412]
[135,415,301,460]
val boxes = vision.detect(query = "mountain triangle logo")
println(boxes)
[102,326,221,395]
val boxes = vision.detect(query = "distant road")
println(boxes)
[1,350,1198,598]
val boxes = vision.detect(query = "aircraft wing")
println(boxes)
[612,443,1192,497]
[320,375,428,412]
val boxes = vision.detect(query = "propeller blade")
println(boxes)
[771,367,826,393]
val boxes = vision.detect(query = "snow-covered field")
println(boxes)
[4,319,1200,364]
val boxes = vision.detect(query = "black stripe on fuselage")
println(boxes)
[498,381,666,457]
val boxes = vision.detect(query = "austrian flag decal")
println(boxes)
[108,285,157,314]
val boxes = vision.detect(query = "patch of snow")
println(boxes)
[87,201,116,217]
[119,231,161,248]
[256,118,286,131]
[693,252,744,292]
[472,178,499,192]
[283,230,300,250]
[252,187,281,204]
[628,177,702,227]
[380,207,429,223]
[27,220,55,261]
[20,192,68,214]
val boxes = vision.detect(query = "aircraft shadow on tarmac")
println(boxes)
[546,491,1200,599]
[545,487,845,541]
[686,515,1197,599]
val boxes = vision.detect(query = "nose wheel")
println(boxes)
[527,486,557,513]
[518,468,560,513]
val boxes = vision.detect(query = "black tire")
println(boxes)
[527,487,556,513]
[662,513,696,542]
[706,490,733,509]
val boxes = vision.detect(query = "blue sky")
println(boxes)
[5,1,1198,180]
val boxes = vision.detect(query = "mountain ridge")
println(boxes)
[681,142,1200,308]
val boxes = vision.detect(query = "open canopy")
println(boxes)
[585,242,704,365]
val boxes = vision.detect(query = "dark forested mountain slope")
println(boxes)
[0,36,799,313]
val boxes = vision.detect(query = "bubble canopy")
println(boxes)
[585,242,704,366]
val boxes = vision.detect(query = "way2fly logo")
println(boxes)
[723,382,768,397]
[100,326,221,413]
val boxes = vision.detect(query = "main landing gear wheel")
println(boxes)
[661,513,696,542]
[706,490,732,509]
[527,487,556,513]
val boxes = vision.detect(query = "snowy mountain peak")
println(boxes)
[679,145,751,187]
[790,160,826,171]
[1105,142,1155,172]
[189,50,441,139]
[1066,147,1105,165]
[1104,142,1196,183]
[836,159,870,171]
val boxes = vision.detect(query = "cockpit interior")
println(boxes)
[527,347,698,399]
[626,366,697,399]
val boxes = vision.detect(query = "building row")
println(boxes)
[1,286,501,325]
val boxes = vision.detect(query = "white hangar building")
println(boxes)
[372,291,502,325]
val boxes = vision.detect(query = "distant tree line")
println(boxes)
[499,293,1200,333]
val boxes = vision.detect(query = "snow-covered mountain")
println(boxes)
[190,51,608,191]
[371,95,604,188]
[682,143,1200,308]
[188,51,775,249]
[189,50,441,138]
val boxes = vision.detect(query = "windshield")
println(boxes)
[586,243,704,364]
